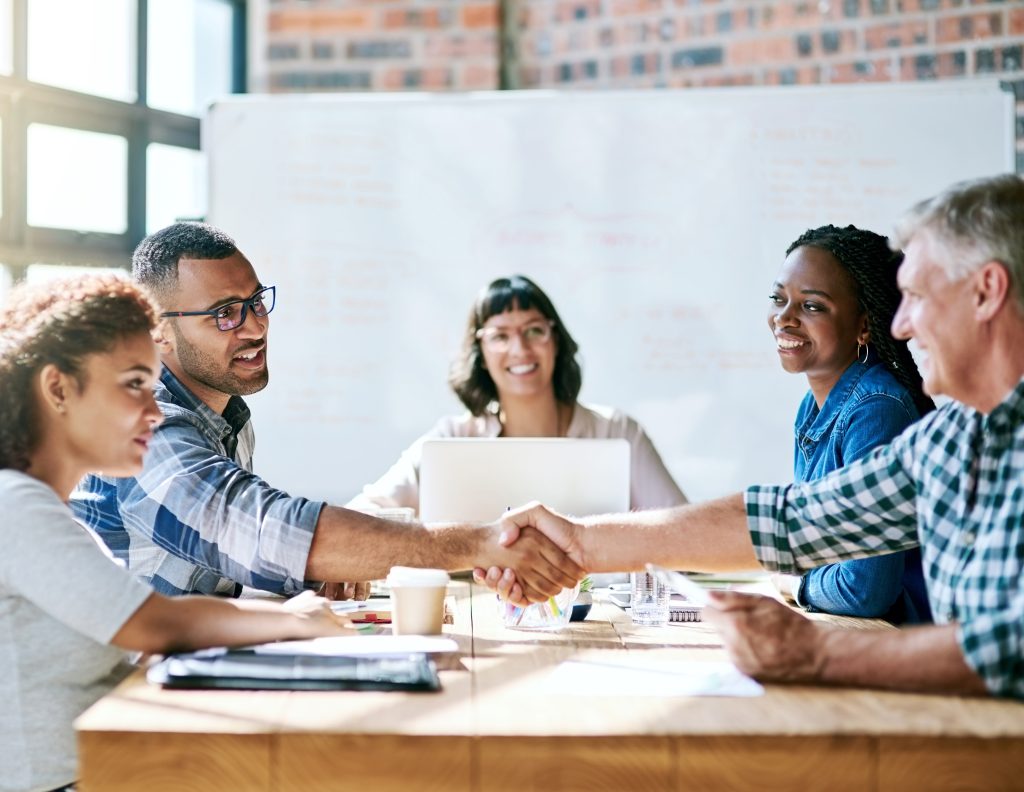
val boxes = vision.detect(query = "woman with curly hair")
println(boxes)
[769,224,933,623]
[0,273,349,792]
[350,274,686,514]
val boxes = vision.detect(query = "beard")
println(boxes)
[171,324,269,397]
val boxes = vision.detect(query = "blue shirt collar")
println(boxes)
[797,356,878,443]
[157,366,251,442]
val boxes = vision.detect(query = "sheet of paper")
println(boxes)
[544,659,763,698]
[250,635,459,656]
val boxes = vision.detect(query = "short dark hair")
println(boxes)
[787,224,934,416]
[0,274,159,471]
[132,222,237,297]
[449,275,583,416]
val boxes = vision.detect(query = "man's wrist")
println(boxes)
[427,522,494,572]
[467,523,502,569]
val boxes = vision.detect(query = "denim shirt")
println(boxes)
[793,356,932,624]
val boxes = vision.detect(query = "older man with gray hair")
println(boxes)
[485,173,1024,699]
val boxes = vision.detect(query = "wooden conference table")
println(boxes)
[76,582,1024,792]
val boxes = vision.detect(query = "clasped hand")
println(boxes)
[475,502,586,605]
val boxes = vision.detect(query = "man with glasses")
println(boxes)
[71,222,581,602]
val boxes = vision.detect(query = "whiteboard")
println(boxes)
[206,82,1014,504]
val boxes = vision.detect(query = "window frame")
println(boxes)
[0,0,244,275]
[0,94,13,248]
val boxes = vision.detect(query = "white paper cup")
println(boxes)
[387,566,450,635]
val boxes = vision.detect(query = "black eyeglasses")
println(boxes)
[161,286,276,332]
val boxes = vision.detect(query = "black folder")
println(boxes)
[147,649,440,692]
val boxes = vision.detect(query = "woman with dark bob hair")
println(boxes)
[0,274,349,791]
[350,275,686,513]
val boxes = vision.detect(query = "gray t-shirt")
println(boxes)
[0,470,152,792]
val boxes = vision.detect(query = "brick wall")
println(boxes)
[258,0,1024,167]
[262,0,500,90]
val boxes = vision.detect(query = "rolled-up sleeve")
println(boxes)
[118,416,324,594]
[745,438,920,574]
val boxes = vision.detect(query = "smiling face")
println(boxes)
[891,233,977,402]
[61,332,164,477]
[478,306,558,403]
[159,253,270,412]
[769,245,869,394]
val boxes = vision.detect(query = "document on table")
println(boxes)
[545,659,764,698]
[250,635,460,656]
[147,650,441,691]
[145,635,458,691]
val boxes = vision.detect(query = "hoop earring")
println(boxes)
[857,342,870,365]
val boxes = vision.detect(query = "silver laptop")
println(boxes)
[419,438,630,523]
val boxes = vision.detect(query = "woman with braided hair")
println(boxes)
[768,224,933,624]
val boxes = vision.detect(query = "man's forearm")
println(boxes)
[578,494,761,573]
[304,505,488,581]
[817,623,989,695]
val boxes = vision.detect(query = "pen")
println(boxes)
[330,601,370,614]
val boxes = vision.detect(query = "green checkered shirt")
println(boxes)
[745,376,1024,699]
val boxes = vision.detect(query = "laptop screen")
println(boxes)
[418,438,630,523]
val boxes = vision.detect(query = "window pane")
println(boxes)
[27,0,135,101]
[0,265,11,305]
[148,0,234,116]
[27,124,127,234]
[0,0,12,75]
[147,143,207,233]
[26,263,125,283]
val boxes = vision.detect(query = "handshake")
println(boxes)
[472,502,588,606]
[471,500,852,693]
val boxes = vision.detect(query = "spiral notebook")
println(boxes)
[666,603,703,623]
[627,602,703,623]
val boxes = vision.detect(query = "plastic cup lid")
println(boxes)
[387,566,450,587]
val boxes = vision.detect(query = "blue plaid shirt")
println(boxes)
[745,375,1024,700]
[70,368,324,596]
